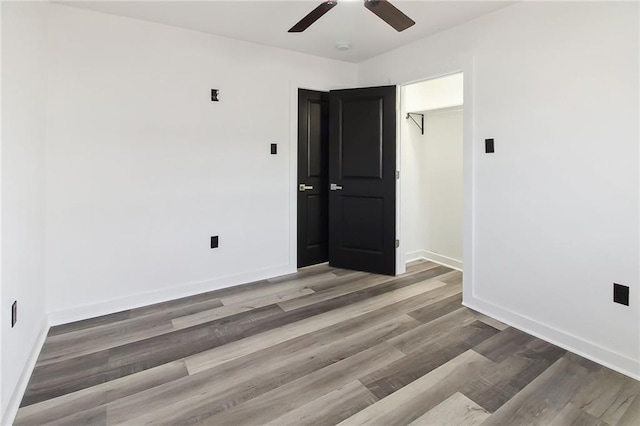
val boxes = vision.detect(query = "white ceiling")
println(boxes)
[58,0,515,62]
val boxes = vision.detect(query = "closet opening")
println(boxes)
[398,73,464,275]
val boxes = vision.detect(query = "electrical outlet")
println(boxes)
[11,301,17,328]
[613,283,629,306]
[271,143,277,155]
[211,235,219,249]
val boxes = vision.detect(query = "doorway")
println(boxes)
[398,73,464,274]
[296,86,397,275]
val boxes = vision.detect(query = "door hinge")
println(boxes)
[395,239,400,248]
[395,170,400,179]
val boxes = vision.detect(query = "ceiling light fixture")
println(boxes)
[335,43,351,51]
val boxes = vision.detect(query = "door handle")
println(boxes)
[299,184,314,192]
[330,183,343,191]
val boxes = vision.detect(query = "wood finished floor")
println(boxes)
[16,260,640,426]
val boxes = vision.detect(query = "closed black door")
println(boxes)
[297,89,330,268]
[328,86,397,275]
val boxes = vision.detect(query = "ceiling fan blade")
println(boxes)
[364,0,415,32]
[288,1,338,33]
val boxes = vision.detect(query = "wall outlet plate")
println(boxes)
[271,143,277,155]
[211,235,219,249]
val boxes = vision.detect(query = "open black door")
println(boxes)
[297,89,330,268]
[328,86,397,275]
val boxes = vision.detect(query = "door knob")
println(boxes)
[299,184,314,191]
[330,183,343,191]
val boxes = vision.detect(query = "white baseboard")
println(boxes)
[48,263,295,326]
[1,317,50,426]
[405,250,426,264]
[405,250,463,271]
[463,295,640,381]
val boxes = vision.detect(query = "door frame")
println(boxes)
[394,57,475,303]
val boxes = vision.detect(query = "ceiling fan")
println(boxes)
[289,0,415,33]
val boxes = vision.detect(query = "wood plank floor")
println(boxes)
[15,260,640,425]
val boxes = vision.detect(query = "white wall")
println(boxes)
[422,108,463,266]
[1,1,49,422]
[45,4,357,322]
[361,1,640,377]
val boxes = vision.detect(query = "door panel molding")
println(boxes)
[338,97,384,179]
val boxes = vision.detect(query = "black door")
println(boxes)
[329,86,397,275]
[297,89,330,268]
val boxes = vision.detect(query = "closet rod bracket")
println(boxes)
[406,113,424,135]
